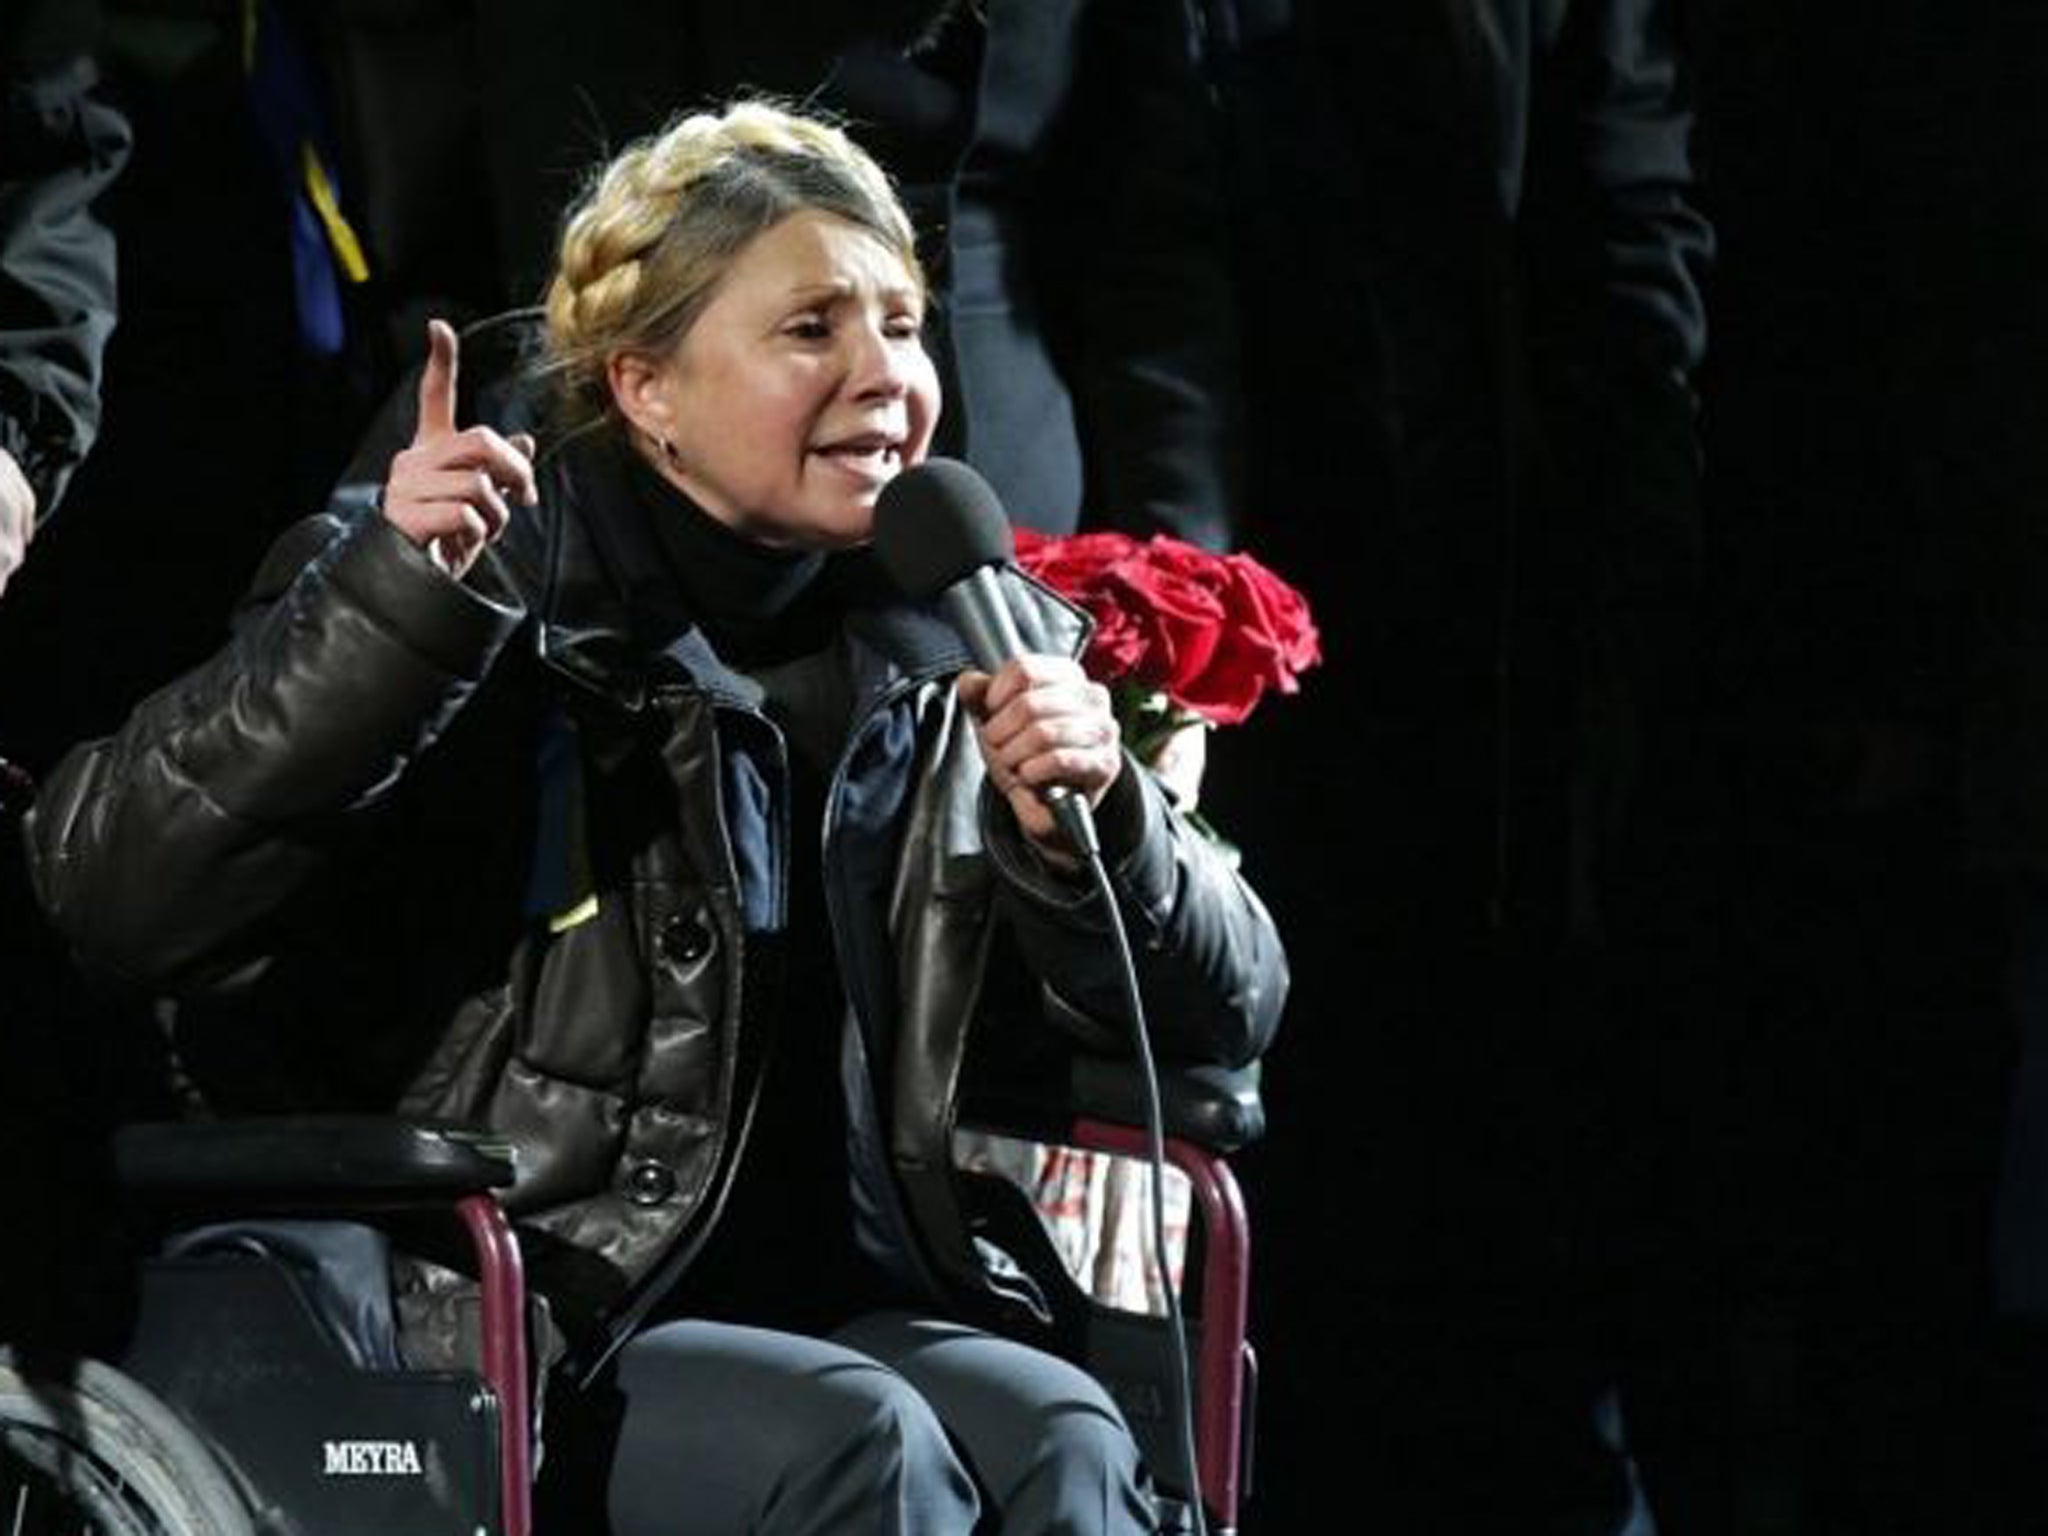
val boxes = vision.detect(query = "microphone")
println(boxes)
[873,459,1099,858]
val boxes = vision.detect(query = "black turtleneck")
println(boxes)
[618,446,861,777]
[624,450,829,659]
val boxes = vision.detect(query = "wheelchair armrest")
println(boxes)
[1069,1058,1265,1153]
[964,1058,1265,1154]
[114,1116,517,1205]
[115,1116,536,1536]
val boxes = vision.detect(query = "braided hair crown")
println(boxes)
[542,100,923,433]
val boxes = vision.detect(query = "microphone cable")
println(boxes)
[868,457,1212,1530]
[1075,834,1210,1536]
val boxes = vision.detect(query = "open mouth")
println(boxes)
[814,432,905,478]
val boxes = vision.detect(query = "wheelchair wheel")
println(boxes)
[0,1350,254,1536]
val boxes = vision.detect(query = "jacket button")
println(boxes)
[658,911,715,966]
[624,1160,676,1206]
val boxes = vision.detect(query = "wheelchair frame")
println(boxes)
[112,1102,1252,1535]
[4,1074,1258,1536]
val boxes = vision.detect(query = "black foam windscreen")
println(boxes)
[872,458,1014,599]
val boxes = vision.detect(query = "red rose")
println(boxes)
[1013,528,1320,726]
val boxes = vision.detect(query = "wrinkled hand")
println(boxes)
[0,447,35,600]
[958,655,1122,849]
[381,319,537,578]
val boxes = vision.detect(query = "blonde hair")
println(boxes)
[542,100,923,435]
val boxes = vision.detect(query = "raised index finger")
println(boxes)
[414,318,460,442]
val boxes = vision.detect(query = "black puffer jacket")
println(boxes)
[25,322,1286,1362]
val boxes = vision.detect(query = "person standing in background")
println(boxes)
[1249,1,1716,1529]
[0,0,133,1352]
[0,0,128,599]
[1701,2,2048,1528]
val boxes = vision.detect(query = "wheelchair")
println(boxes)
[1,754,1264,1534]
[0,1087,1262,1535]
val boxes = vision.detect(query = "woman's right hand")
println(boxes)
[381,319,538,578]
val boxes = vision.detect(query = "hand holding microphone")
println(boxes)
[955,656,1121,852]
[380,319,538,578]
[874,459,1120,857]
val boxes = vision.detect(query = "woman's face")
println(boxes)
[615,209,940,549]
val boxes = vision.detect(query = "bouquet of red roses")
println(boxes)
[966,529,1316,1300]
[1013,529,1320,810]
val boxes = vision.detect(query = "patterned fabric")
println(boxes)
[955,1131,1190,1315]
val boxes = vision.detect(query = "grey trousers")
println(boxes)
[604,1310,1156,1535]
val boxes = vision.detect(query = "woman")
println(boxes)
[27,101,1285,1533]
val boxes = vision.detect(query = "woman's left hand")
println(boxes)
[959,656,1123,850]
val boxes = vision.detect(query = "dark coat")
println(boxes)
[0,0,128,516]
[1303,0,1712,938]
[23,318,1286,1365]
